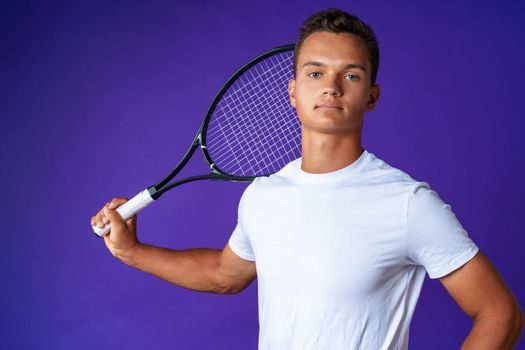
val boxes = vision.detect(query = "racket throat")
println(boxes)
[147,185,162,200]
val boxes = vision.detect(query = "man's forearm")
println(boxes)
[460,309,524,349]
[116,243,232,294]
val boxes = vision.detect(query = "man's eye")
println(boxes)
[308,72,322,78]
[345,74,359,81]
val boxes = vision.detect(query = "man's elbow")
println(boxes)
[483,300,524,341]
[511,302,524,338]
[505,300,523,334]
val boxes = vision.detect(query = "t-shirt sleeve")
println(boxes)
[228,185,256,262]
[406,181,479,279]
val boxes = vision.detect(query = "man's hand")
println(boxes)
[91,197,139,259]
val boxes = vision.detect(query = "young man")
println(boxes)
[92,9,523,349]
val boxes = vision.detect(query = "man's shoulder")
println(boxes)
[253,157,301,186]
[238,157,300,200]
[356,151,421,188]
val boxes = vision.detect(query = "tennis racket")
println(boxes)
[92,44,301,237]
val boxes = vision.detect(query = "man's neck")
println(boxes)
[300,129,364,174]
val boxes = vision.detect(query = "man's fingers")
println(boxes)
[103,207,126,230]
[91,198,129,228]
[104,208,127,232]
[91,214,105,228]
[109,197,129,209]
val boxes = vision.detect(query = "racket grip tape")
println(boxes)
[92,188,155,237]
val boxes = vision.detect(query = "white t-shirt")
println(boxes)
[228,149,479,350]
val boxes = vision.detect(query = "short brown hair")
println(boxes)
[294,9,380,85]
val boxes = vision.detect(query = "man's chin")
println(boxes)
[300,123,362,136]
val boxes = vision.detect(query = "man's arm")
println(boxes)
[117,243,256,294]
[439,250,523,349]
[92,197,257,295]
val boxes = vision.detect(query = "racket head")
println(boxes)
[199,44,301,179]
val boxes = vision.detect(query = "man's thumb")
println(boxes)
[104,207,126,230]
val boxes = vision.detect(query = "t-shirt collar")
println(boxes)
[295,149,370,184]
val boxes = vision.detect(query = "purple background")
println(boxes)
[2,0,524,349]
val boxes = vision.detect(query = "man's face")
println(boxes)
[288,31,380,135]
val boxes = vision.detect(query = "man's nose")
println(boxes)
[321,76,342,96]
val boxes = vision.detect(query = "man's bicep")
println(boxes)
[439,250,519,320]
[217,243,257,294]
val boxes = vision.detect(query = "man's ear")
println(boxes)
[365,84,381,112]
[288,78,296,108]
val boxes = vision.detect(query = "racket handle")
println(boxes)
[92,188,155,237]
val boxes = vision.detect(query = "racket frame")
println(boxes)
[152,44,296,199]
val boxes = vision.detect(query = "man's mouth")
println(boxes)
[315,102,343,110]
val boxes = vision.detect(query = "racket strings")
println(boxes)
[206,51,301,177]
[209,101,296,168]
[212,84,299,174]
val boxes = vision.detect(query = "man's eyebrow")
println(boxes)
[301,61,367,72]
